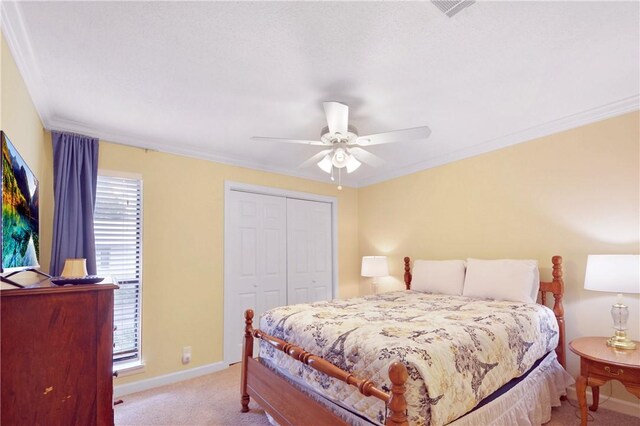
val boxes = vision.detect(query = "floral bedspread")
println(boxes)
[259,290,559,426]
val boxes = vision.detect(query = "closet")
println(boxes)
[224,184,335,364]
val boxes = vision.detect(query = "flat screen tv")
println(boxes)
[1,131,46,287]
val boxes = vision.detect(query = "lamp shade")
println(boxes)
[346,155,361,173]
[317,154,333,174]
[584,255,640,294]
[361,256,389,277]
[61,258,88,278]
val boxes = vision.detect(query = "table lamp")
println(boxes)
[361,256,389,294]
[584,254,640,350]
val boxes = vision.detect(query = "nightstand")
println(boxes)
[569,336,640,426]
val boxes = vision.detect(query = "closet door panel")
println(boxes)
[287,198,333,305]
[225,191,287,364]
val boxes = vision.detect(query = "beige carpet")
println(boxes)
[115,364,639,425]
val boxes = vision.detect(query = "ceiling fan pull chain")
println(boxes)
[330,166,335,181]
[337,167,342,191]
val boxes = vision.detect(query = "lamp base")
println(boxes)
[606,330,637,350]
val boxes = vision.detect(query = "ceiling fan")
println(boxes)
[251,102,431,189]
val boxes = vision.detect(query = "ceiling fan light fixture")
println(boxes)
[346,155,361,173]
[332,148,349,168]
[317,154,333,174]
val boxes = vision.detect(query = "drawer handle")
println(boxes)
[604,366,623,376]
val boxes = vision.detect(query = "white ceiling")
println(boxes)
[2,1,638,187]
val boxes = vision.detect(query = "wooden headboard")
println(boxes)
[403,255,566,369]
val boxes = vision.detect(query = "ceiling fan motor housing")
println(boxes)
[320,125,359,145]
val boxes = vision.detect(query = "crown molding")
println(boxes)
[355,95,640,188]
[37,94,640,190]
[50,95,638,191]
[47,116,357,189]
[1,1,53,128]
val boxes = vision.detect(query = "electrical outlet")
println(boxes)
[182,346,192,364]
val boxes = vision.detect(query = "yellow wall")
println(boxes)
[358,111,640,404]
[1,34,53,274]
[98,143,360,384]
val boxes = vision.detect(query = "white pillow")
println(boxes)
[412,260,466,295]
[462,258,540,303]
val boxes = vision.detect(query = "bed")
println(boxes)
[240,256,569,426]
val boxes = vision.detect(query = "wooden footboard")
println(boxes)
[241,309,409,426]
[243,355,351,425]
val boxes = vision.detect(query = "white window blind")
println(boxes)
[94,175,143,364]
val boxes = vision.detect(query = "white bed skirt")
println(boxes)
[265,351,573,426]
[450,352,574,426]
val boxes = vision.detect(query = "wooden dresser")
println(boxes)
[1,279,118,425]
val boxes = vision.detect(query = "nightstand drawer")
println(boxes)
[590,360,640,382]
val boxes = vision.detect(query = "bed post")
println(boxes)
[551,256,566,369]
[241,309,254,413]
[386,362,409,426]
[404,257,412,290]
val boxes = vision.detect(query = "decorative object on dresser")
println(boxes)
[584,254,640,350]
[51,257,104,285]
[361,255,389,294]
[1,278,118,425]
[569,336,640,426]
[240,255,567,425]
[61,257,89,277]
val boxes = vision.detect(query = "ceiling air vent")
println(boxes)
[431,0,476,18]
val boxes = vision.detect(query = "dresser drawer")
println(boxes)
[589,359,640,382]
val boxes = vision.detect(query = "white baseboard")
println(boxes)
[566,385,640,418]
[114,361,227,398]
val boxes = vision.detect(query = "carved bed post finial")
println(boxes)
[551,256,566,369]
[241,309,254,413]
[386,362,409,426]
[404,257,412,290]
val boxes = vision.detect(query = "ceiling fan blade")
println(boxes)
[348,147,385,167]
[355,126,431,146]
[323,102,349,135]
[298,149,333,169]
[251,136,326,146]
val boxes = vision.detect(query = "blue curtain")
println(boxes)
[50,131,99,276]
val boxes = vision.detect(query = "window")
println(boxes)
[94,174,143,365]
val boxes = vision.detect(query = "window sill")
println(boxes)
[114,360,145,378]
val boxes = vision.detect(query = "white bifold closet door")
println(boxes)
[224,190,333,364]
[225,191,288,363]
[286,198,332,305]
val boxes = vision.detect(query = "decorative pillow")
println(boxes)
[412,260,466,295]
[462,258,540,303]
